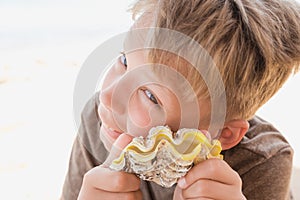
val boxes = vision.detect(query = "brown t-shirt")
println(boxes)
[61,93,294,200]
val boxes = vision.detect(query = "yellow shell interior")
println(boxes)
[112,126,223,165]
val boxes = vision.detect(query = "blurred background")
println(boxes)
[0,0,299,199]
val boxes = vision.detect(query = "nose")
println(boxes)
[99,78,126,115]
[100,82,115,110]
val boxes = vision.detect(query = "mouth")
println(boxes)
[102,124,123,139]
[98,104,124,139]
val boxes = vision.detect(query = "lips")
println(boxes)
[98,104,124,139]
[102,124,123,139]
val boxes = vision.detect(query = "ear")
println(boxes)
[219,119,249,150]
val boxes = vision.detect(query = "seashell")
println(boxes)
[109,126,223,188]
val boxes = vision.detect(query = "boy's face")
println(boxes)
[96,15,226,151]
[98,49,207,151]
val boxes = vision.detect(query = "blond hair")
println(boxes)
[130,0,300,120]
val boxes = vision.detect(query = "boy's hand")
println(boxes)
[173,158,246,200]
[78,134,142,200]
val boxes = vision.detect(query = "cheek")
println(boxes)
[127,90,166,137]
[165,111,181,131]
[164,100,181,131]
[128,91,151,128]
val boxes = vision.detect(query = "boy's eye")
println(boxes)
[144,89,159,104]
[120,53,127,68]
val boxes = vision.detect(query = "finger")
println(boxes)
[182,179,242,199]
[102,133,133,167]
[178,159,241,189]
[173,185,184,200]
[78,187,142,200]
[83,166,141,192]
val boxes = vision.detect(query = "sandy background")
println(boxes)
[0,1,299,199]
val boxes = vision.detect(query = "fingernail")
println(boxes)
[177,177,187,189]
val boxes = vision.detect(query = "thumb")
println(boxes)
[102,133,133,167]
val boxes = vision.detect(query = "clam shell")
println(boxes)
[109,126,223,188]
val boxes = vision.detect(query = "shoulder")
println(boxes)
[242,115,292,157]
[224,116,294,199]
[81,91,101,122]
[224,115,293,175]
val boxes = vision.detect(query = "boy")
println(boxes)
[62,0,300,199]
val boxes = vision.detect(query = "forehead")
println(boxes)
[131,12,155,30]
